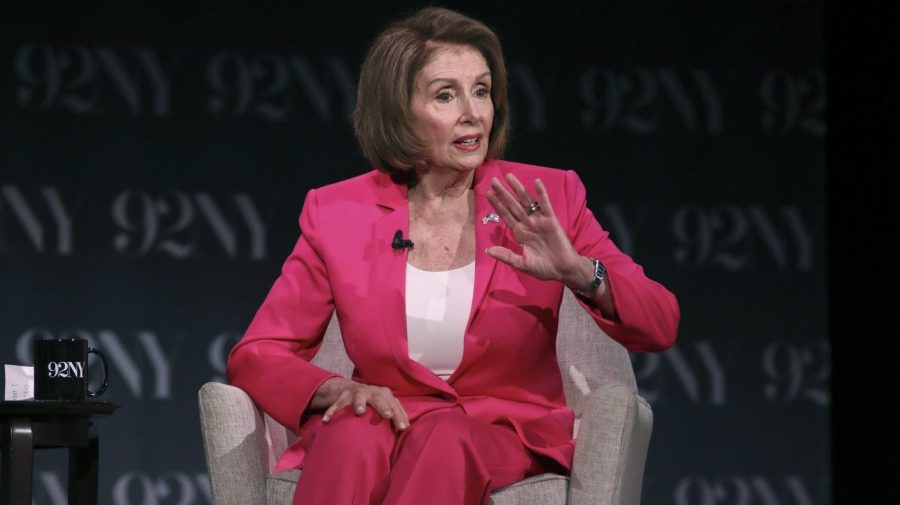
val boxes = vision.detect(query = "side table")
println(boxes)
[0,400,119,505]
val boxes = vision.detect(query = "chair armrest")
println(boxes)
[568,384,654,505]
[199,382,269,505]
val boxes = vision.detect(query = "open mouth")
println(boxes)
[453,135,481,149]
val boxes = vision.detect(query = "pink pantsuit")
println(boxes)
[227,160,680,504]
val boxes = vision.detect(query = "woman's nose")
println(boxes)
[458,96,481,123]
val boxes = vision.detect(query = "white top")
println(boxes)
[405,261,475,380]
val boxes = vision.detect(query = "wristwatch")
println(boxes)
[573,257,606,297]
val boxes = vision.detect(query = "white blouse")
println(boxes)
[405,262,475,380]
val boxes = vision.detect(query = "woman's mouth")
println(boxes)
[453,135,482,151]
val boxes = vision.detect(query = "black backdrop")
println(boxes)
[1,2,828,504]
[826,0,900,502]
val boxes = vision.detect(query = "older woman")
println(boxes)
[227,6,679,505]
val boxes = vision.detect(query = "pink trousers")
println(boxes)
[292,405,547,505]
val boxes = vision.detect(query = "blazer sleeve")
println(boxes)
[562,170,680,352]
[226,188,341,434]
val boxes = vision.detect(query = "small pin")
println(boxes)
[482,213,500,225]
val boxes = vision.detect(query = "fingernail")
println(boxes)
[323,416,330,422]
[399,422,407,430]
[356,406,364,414]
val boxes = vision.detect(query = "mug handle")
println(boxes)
[87,347,110,397]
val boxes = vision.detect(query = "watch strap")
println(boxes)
[573,257,606,297]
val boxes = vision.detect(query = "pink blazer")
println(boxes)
[227,159,679,473]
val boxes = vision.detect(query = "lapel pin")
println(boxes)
[482,213,500,225]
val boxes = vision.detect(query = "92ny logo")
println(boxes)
[46,361,85,378]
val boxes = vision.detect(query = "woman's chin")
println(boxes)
[449,151,489,172]
[422,155,487,174]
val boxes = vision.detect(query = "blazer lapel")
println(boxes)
[449,160,510,381]
[468,159,506,327]
[370,173,458,397]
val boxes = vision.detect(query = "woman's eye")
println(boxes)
[475,88,491,98]
[436,91,452,102]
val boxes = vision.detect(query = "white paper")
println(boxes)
[4,364,34,400]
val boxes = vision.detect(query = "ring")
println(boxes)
[526,201,541,215]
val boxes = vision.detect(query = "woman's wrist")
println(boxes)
[561,256,596,292]
[311,377,353,409]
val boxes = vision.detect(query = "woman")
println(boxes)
[227,6,679,505]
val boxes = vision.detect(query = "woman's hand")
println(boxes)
[485,174,592,288]
[312,377,409,430]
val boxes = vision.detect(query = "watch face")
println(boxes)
[596,262,606,283]
[589,258,604,288]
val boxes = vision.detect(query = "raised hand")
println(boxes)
[485,173,590,288]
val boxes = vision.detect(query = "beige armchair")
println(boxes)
[199,290,653,505]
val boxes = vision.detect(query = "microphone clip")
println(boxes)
[391,230,414,251]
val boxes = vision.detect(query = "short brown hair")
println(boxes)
[353,7,509,175]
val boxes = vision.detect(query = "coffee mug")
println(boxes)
[33,338,110,401]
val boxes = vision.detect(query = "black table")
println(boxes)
[0,400,118,505]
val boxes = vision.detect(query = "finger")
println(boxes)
[322,403,336,422]
[533,178,556,217]
[367,388,405,430]
[369,388,395,419]
[373,400,393,419]
[353,391,368,415]
[373,389,406,430]
[505,173,538,210]
[322,395,349,422]
[390,396,409,430]
[491,178,528,222]
[487,189,521,226]
[485,245,525,270]
[488,178,523,221]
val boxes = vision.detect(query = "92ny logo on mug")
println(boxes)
[46,361,85,379]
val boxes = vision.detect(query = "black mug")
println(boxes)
[33,338,110,401]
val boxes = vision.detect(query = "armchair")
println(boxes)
[199,290,653,505]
